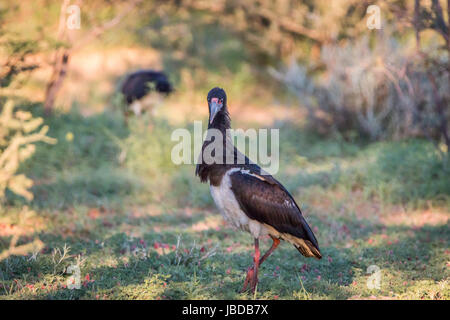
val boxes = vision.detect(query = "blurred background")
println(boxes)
[0,0,449,300]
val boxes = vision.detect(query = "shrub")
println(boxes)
[0,100,54,261]
[272,34,449,144]
[0,100,56,202]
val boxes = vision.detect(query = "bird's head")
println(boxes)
[207,87,228,125]
[156,79,173,95]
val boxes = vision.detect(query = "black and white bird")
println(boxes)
[120,70,172,118]
[121,70,172,104]
[196,87,321,293]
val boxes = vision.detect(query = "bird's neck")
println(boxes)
[197,109,254,184]
[203,109,249,168]
[205,110,235,160]
[208,110,231,134]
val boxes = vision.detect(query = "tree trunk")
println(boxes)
[414,0,450,151]
[43,49,70,115]
[414,0,421,51]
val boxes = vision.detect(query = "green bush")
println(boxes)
[0,100,56,202]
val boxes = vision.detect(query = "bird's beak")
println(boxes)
[209,99,222,124]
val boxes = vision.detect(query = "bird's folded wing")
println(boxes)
[229,169,320,251]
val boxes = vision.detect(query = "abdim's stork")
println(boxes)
[196,87,321,293]
[120,70,172,117]
[121,70,172,104]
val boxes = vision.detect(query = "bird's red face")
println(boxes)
[211,97,223,104]
[207,87,226,124]
[209,97,224,124]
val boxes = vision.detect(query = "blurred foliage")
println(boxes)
[272,34,449,142]
[0,7,40,91]
[270,1,449,149]
[0,206,44,261]
[0,100,56,202]
[162,0,376,63]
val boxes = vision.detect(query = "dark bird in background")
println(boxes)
[121,70,172,104]
[120,70,173,118]
[196,87,321,293]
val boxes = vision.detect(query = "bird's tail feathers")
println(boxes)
[297,216,322,259]
[295,240,322,259]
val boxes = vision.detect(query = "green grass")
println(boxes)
[0,107,449,300]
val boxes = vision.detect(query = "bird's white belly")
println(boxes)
[210,168,268,239]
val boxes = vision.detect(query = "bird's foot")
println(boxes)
[240,267,258,293]
[240,267,253,293]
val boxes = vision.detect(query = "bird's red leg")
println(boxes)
[241,268,253,293]
[259,236,280,265]
[241,238,260,293]
[241,236,280,293]
[250,238,260,292]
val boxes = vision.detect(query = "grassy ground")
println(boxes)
[0,101,449,300]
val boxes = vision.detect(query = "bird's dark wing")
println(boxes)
[229,169,321,258]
